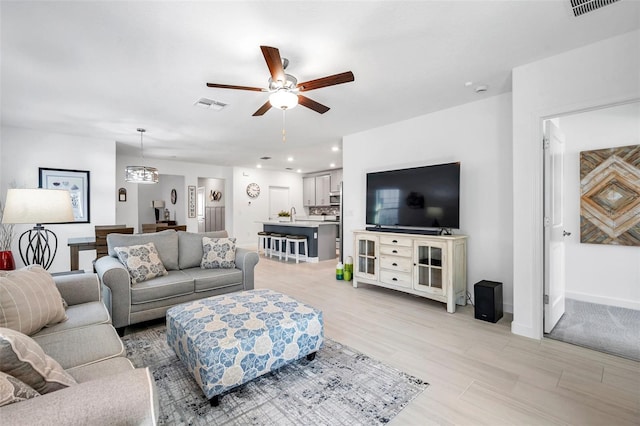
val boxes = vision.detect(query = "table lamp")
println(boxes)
[1,188,74,270]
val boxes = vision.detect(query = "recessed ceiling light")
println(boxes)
[464,81,473,87]
[256,164,262,168]
[296,169,302,173]
[330,163,336,168]
[287,156,294,162]
[331,146,339,152]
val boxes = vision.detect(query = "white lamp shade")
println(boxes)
[269,90,298,110]
[2,188,75,224]
[152,200,165,208]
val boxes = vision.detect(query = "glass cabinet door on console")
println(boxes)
[355,234,378,280]
[413,241,446,296]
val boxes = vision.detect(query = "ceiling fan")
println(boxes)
[206,46,354,116]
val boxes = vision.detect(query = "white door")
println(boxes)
[544,120,567,333]
[269,186,290,219]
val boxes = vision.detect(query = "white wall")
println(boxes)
[1,127,116,273]
[343,93,514,311]
[512,30,640,339]
[232,167,305,247]
[116,154,234,235]
[559,103,640,309]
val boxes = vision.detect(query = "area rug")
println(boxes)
[547,298,640,361]
[122,325,428,425]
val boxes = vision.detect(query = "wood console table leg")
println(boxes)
[69,246,80,271]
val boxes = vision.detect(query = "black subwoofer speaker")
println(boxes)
[474,280,503,323]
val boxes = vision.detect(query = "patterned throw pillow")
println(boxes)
[114,242,168,284]
[0,265,68,336]
[201,237,236,269]
[0,371,40,406]
[0,327,77,394]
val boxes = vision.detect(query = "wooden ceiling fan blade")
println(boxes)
[206,83,265,92]
[298,95,330,114]
[298,71,354,92]
[260,46,285,83]
[252,100,272,116]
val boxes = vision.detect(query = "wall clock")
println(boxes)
[246,182,260,198]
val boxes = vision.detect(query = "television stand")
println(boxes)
[365,227,442,236]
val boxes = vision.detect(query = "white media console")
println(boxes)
[353,230,468,313]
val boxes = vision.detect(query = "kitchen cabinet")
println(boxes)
[330,169,343,193]
[314,175,330,205]
[303,177,316,207]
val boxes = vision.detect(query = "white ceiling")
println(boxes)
[2,1,639,173]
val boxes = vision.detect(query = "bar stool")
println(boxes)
[257,231,271,256]
[269,233,287,260]
[285,235,308,264]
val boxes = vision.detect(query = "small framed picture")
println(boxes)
[39,167,90,223]
[118,188,127,202]
[188,185,196,218]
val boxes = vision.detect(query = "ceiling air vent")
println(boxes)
[570,0,621,17]
[194,97,227,111]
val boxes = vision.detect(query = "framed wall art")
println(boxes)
[39,167,90,223]
[580,144,640,246]
[188,185,196,218]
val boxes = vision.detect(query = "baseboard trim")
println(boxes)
[565,291,640,310]
[511,321,540,340]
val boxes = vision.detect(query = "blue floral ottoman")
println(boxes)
[166,289,324,406]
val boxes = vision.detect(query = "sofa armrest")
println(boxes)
[94,256,132,329]
[53,273,101,306]
[235,248,259,291]
[0,367,158,425]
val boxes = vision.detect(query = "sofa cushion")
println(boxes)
[0,327,77,394]
[177,230,228,269]
[0,371,40,406]
[32,324,124,370]
[0,265,67,336]
[182,268,243,293]
[66,357,134,383]
[201,237,236,269]
[31,301,110,338]
[108,229,179,270]
[114,242,168,284]
[130,270,194,305]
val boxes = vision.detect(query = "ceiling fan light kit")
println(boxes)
[269,90,298,110]
[126,128,159,184]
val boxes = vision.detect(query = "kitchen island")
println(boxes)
[259,221,338,262]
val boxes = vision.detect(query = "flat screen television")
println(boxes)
[366,162,460,229]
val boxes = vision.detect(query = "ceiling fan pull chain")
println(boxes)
[282,109,286,143]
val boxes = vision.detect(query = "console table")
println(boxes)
[353,230,467,313]
[67,237,96,271]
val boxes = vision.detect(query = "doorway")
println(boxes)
[542,102,640,361]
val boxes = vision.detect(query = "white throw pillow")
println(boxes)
[201,237,236,269]
[114,242,168,284]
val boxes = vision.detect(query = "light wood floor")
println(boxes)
[254,256,640,426]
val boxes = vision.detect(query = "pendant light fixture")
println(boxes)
[125,128,159,184]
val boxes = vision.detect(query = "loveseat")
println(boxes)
[95,230,259,334]
[0,266,158,425]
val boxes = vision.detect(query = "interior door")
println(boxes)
[269,186,290,219]
[544,120,567,333]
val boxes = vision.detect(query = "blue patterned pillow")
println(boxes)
[201,237,236,269]
[114,242,168,284]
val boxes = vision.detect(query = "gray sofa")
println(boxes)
[0,272,158,425]
[95,230,259,334]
